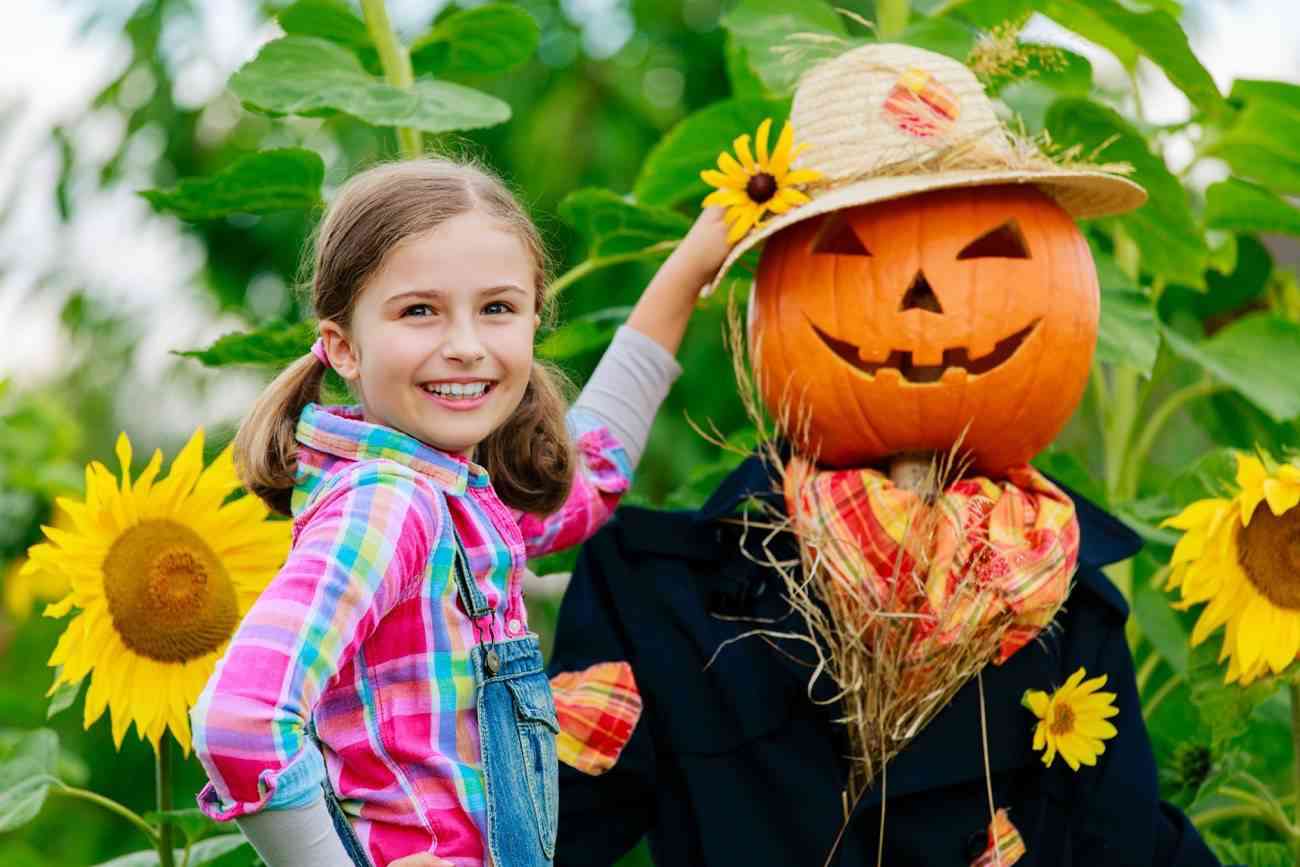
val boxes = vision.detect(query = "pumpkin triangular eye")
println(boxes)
[957,219,1030,260]
[811,214,872,256]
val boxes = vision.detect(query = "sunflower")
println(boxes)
[1022,667,1119,771]
[25,429,290,754]
[1162,452,1300,684]
[700,118,823,243]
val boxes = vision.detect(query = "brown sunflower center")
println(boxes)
[1049,702,1075,736]
[102,520,238,663]
[1237,506,1300,610]
[746,172,778,204]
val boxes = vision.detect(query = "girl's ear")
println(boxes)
[319,320,361,381]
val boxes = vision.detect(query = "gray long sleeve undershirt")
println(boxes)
[231,324,681,866]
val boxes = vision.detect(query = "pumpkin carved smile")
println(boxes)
[807,316,1041,384]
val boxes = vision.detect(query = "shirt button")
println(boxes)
[508,618,522,634]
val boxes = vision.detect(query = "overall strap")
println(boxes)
[448,529,502,675]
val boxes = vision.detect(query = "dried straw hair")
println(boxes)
[234,157,573,516]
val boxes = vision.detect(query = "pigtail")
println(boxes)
[233,352,328,516]
[478,360,575,515]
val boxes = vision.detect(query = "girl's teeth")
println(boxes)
[428,383,488,398]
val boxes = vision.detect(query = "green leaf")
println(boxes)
[1097,289,1157,374]
[1187,640,1278,749]
[719,0,850,95]
[1158,235,1273,322]
[229,36,510,134]
[45,668,81,720]
[179,320,315,368]
[1133,583,1189,675]
[277,0,371,51]
[0,729,58,832]
[139,149,324,220]
[558,188,691,259]
[1211,101,1300,196]
[898,16,976,60]
[1166,447,1238,510]
[1037,0,1226,118]
[633,98,791,209]
[143,807,223,847]
[410,4,540,79]
[1229,79,1300,112]
[724,34,776,100]
[1201,835,1292,867]
[1162,315,1300,422]
[92,836,248,867]
[1205,178,1300,238]
[537,307,632,361]
[1044,98,1207,287]
[985,46,1093,98]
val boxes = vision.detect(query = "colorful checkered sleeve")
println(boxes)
[549,661,642,776]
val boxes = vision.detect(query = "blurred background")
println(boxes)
[1,1,1299,864]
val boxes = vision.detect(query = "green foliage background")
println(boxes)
[3,0,1300,864]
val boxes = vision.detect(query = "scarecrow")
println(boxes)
[547,43,1223,867]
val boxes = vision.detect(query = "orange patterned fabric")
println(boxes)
[550,661,642,776]
[784,460,1079,664]
[971,808,1027,867]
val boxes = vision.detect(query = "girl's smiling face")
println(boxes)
[322,209,540,458]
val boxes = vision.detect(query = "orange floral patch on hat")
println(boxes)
[882,66,960,138]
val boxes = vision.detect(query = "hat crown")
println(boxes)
[790,43,1009,183]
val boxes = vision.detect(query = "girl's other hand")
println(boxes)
[390,854,454,867]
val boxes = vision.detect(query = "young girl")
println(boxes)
[190,158,731,867]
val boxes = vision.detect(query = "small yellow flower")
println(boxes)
[1161,451,1300,684]
[700,118,822,243]
[1022,667,1118,771]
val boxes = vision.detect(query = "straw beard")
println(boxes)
[717,291,1075,804]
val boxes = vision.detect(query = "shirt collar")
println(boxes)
[295,403,489,495]
[694,449,1142,569]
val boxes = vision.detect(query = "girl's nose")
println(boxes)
[442,319,487,363]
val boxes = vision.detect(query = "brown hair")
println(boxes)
[234,158,573,517]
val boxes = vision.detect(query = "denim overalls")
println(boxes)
[312,537,560,867]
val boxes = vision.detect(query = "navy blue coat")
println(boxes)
[548,455,1222,867]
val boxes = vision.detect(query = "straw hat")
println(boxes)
[704,42,1147,295]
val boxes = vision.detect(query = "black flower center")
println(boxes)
[746,172,778,204]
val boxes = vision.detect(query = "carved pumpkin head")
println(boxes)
[750,184,1099,473]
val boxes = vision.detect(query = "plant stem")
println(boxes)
[1136,651,1160,694]
[157,737,175,867]
[875,0,911,39]
[1292,680,1300,863]
[1142,672,1183,720]
[547,240,680,300]
[361,0,422,158]
[1191,802,1285,832]
[1122,380,1227,496]
[50,783,160,845]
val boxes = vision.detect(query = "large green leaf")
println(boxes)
[277,0,370,51]
[229,36,510,134]
[1158,235,1273,323]
[179,320,315,368]
[1205,179,1300,238]
[633,98,791,210]
[719,0,850,95]
[1210,100,1300,196]
[1229,79,1300,111]
[1133,583,1190,675]
[1093,241,1157,373]
[537,307,632,361]
[140,149,324,220]
[1187,641,1278,749]
[0,729,58,832]
[898,16,976,61]
[1036,0,1225,118]
[1161,315,1300,423]
[1044,99,1207,287]
[410,4,540,79]
[558,188,691,260]
[143,808,224,847]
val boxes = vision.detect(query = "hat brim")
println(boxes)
[703,168,1147,296]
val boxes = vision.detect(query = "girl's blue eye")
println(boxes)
[403,304,434,317]
[484,301,513,315]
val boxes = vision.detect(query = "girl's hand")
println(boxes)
[390,854,453,867]
[671,206,734,291]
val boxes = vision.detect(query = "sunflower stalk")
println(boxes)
[547,240,680,300]
[157,735,176,867]
[49,781,160,845]
[360,0,422,158]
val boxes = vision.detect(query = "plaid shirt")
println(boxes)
[192,403,632,865]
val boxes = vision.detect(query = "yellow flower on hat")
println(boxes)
[1161,451,1300,685]
[700,118,822,243]
[27,429,290,754]
[1022,667,1119,771]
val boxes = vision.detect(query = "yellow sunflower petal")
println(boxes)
[1062,667,1087,692]
[1041,738,1057,768]
[755,118,773,167]
[782,168,823,186]
[716,151,749,184]
[1032,723,1046,751]
[769,121,795,177]
[702,188,751,208]
[1235,593,1273,669]
[726,204,763,243]
[1023,689,1050,718]
[1266,610,1300,674]
[701,169,744,191]
[1263,478,1300,517]
[733,134,756,172]
[1161,497,1229,530]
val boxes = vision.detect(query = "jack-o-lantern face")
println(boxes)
[750,184,1099,473]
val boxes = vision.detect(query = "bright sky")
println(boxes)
[1,0,1297,447]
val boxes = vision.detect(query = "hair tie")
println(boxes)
[310,337,332,369]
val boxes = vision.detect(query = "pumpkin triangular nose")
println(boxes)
[899,270,943,313]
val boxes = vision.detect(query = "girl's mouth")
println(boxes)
[419,381,495,411]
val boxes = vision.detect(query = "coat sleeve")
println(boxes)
[547,532,657,867]
[1065,569,1225,867]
